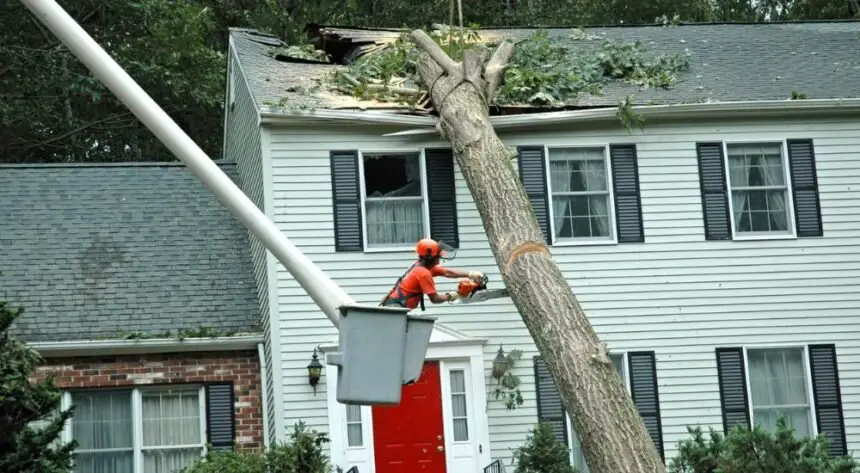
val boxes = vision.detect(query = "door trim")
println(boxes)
[326,332,490,473]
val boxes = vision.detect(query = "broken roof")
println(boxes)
[229,21,860,115]
[0,162,261,342]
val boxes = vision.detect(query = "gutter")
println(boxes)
[29,334,265,358]
[258,97,860,132]
[257,342,271,449]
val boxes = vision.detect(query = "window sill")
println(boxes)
[732,233,798,241]
[551,238,618,247]
[364,246,416,254]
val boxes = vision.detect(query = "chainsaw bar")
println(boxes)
[456,288,510,304]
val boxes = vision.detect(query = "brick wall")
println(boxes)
[30,350,264,452]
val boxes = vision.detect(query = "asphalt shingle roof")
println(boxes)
[0,162,261,342]
[230,21,860,112]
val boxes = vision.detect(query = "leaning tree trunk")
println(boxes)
[410,30,666,473]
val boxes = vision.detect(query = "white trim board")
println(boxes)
[322,322,491,473]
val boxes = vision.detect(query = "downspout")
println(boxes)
[258,342,271,450]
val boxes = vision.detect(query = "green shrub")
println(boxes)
[267,422,336,473]
[0,297,77,473]
[180,421,339,473]
[669,417,859,473]
[511,422,578,473]
[178,450,268,473]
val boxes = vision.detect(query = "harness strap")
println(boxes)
[381,261,426,311]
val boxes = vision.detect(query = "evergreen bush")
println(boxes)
[669,417,859,473]
[0,296,77,473]
[511,422,579,473]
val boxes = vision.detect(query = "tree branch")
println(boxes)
[484,40,516,102]
[11,112,134,151]
[340,73,422,96]
[410,29,460,76]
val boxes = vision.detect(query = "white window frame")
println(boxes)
[58,385,208,473]
[344,404,365,448]
[357,148,431,253]
[722,139,798,241]
[544,144,618,246]
[741,344,818,438]
[566,352,628,471]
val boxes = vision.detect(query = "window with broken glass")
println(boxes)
[361,152,427,248]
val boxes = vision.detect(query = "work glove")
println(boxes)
[446,291,460,303]
[468,271,485,282]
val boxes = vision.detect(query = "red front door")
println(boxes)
[372,360,447,473]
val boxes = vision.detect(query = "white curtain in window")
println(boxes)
[549,148,609,238]
[365,154,424,246]
[346,405,363,447]
[728,144,787,232]
[71,391,134,473]
[142,390,203,473]
[747,349,812,437]
[450,370,469,442]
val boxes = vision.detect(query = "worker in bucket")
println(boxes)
[381,238,485,311]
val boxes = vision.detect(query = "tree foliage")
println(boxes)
[0,295,77,473]
[669,418,859,473]
[327,24,690,112]
[1,0,224,163]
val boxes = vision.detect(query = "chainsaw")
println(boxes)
[455,273,510,304]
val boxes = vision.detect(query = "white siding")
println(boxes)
[268,115,860,466]
[224,49,277,442]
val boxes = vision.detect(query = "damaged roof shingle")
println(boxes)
[230,21,860,114]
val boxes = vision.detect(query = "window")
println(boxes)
[725,142,793,236]
[568,353,626,473]
[345,405,363,447]
[360,151,428,249]
[746,347,814,437]
[65,386,206,473]
[547,146,614,243]
[449,370,469,442]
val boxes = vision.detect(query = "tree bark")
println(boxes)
[410,29,667,473]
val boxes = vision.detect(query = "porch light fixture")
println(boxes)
[492,344,508,381]
[307,347,323,394]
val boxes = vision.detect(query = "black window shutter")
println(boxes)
[786,139,823,238]
[808,344,847,457]
[696,143,732,240]
[627,351,664,460]
[425,148,459,248]
[206,383,235,451]
[330,150,364,251]
[609,144,645,243]
[715,347,750,433]
[517,146,551,244]
[533,356,568,447]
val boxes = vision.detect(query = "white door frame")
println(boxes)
[321,324,490,473]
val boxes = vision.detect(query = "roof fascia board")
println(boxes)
[29,334,265,358]
[491,98,860,129]
[258,98,860,129]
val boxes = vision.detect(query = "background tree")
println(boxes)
[2,0,857,164]
[0,293,77,473]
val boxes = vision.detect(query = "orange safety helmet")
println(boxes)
[416,238,442,259]
[416,238,455,263]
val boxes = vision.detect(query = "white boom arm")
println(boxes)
[20,0,354,327]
